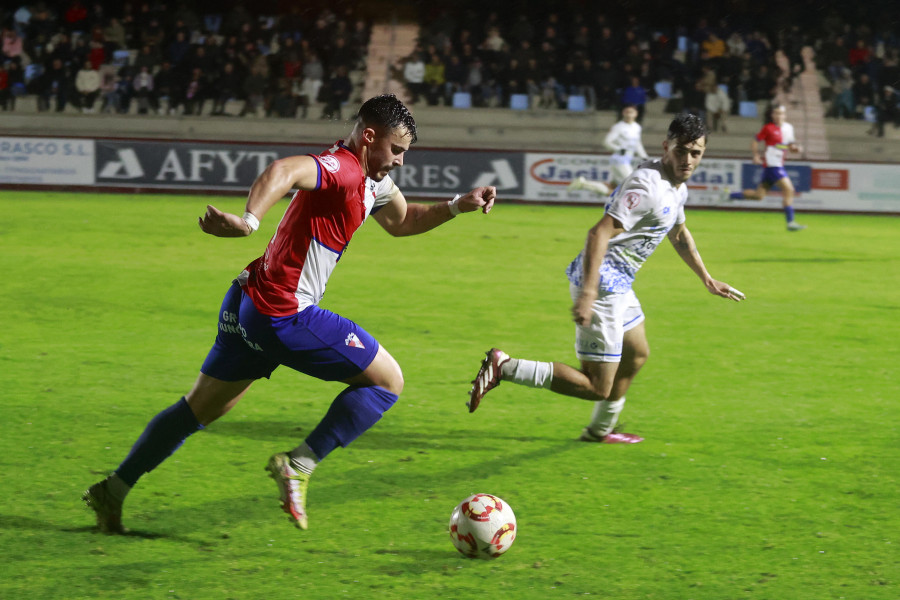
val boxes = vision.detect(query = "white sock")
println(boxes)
[588,396,626,436]
[583,180,610,195]
[500,358,553,389]
[288,442,320,475]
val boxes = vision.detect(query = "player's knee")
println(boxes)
[185,375,251,425]
[586,377,614,401]
[633,346,649,369]
[357,346,404,395]
[382,364,404,396]
[378,349,404,395]
[591,386,612,401]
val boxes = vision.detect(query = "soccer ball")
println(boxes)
[448,493,517,559]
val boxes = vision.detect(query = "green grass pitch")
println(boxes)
[1,190,898,599]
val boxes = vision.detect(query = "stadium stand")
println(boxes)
[1,2,897,162]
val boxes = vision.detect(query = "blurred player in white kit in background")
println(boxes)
[569,104,649,196]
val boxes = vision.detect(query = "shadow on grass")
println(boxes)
[737,257,872,263]
[337,438,587,490]
[0,513,188,541]
[118,439,585,537]
[69,526,174,540]
[207,420,562,449]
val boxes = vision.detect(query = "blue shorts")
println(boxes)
[762,166,789,187]
[200,282,380,382]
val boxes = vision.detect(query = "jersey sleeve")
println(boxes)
[781,123,796,144]
[675,202,686,225]
[312,150,355,192]
[372,175,398,213]
[754,125,768,143]
[605,177,653,231]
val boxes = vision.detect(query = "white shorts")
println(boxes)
[609,160,634,186]
[570,284,645,363]
[705,89,731,113]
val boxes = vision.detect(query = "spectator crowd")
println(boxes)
[399,3,900,133]
[406,9,788,125]
[0,1,370,118]
[814,13,900,136]
[0,1,897,134]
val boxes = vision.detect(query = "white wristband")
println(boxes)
[242,211,260,233]
[448,194,462,217]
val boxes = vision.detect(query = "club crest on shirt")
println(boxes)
[622,191,641,210]
[320,155,341,173]
[345,332,365,349]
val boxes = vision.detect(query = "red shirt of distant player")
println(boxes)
[238,142,393,316]
[755,122,794,168]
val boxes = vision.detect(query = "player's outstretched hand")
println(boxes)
[707,279,746,302]
[198,205,251,237]
[457,186,497,214]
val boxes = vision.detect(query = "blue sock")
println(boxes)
[116,397,204,486]
[784,205,795,222]
[305,386,398,460]
[729,191,744,200]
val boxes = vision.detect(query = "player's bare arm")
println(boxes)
[198,155,320,237]
[373,185,496,237]
[667,223,745,301]
[750,139,762,165]
[572,213,625,325]
[636,139,649,159]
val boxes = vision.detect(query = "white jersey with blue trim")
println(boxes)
[566,160,688,294]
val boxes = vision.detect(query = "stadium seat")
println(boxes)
[510,94,529,110]
[112,50,131,67]
[739,101,758,118]
[24,63,42,82]
[452,92,472,108]
[203,14,222,33]
[863,105,877,123]
[654,81,672,99]
[567,95,587,111]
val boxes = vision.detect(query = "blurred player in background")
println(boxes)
[726,104,806,231]
[469,113,744,443]
[569,104,649,196]
[83,94,496,534]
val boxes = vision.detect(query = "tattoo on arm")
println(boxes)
[673,237,694,253]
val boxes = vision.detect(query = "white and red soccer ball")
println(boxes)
[448,493,517,559]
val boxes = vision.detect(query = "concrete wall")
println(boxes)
[3,97,898,163]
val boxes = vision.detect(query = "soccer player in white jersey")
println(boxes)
[469,113,744,443]
[569,104,649,196]
[726,104,806,231]
[83,95,496,534]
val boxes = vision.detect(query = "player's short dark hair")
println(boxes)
[764,103,786,124]
[356,94,418,143]
[666,112,707,144]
